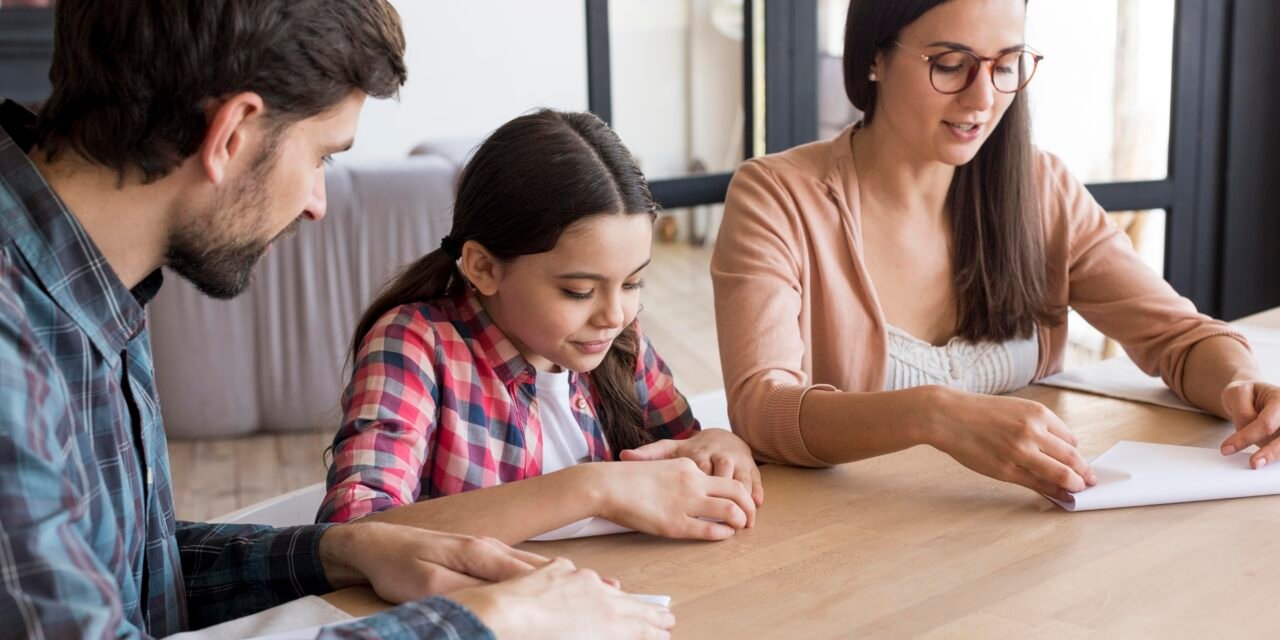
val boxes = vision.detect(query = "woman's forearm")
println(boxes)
[797,386,945,464]
[1183,335,1262,418]
[355,464,608,545]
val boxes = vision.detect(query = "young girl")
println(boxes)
[319,109,762,544]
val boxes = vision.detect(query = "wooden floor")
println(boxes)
[167,241,724,521]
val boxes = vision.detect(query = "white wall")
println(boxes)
[345,0,589,164]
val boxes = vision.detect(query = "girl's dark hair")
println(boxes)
[843,0,1057,341]
[350,109,659,453]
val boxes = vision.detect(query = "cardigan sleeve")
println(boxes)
[1043,151,1249,402]
[711,160,835,467]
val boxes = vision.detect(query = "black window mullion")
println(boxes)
[1164,0,1228,315]
[763,0,819,153]
[584,0,612,125]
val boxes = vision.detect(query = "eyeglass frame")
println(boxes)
[890,41,1044,95]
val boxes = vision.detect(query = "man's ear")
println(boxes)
[458,241,504,296]
[199,92,267,185]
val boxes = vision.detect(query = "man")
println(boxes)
[0,1,674,638]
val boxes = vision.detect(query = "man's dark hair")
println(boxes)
[34,0,408,182]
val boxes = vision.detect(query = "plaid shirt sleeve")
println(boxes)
[632,320,701,440]
[176,521,336,629]
[318,597,493,640]
[319,307,437,523]
[0,253,141,639]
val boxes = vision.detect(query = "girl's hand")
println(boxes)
[589,458,756,539]
[619,429,764,506]
[1219,380,1280,468]
[923,387,1096,502]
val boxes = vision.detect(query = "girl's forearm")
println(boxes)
[355,464,608,545]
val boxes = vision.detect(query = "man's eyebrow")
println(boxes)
[555,258,652,281]
[925,41,1028,55]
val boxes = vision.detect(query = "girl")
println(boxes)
[319,109,762,544]
[712,0,1278,501]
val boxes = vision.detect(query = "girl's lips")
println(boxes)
[571,338,614,354]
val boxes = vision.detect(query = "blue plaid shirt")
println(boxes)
[0,100,491,639]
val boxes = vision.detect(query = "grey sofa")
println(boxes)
[149,154,463,439]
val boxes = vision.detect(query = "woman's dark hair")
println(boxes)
[843,0,1057,342]
[35,0,407,183]
[350,109,659,453]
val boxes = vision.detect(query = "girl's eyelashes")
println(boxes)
[560,280,644,301]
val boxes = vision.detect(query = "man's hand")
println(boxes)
[319,521,549,604]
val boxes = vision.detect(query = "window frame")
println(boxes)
[585,0,1233,314]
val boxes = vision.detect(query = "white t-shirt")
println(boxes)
[527,369,630,541]
[534,370,590,473]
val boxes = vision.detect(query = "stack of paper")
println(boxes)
[1049,440,1280,511]
[1039,324,1280,411]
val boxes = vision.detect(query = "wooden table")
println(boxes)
[327,308,1280,638]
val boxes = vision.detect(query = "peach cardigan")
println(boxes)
[711,125,1247,467]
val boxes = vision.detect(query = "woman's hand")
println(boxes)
[449,557,675,640]
[619,429,764,506]
[1218,380,1280,468]
[922,386,1097,501]
[587,458,756,539]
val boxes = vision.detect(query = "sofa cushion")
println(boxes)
[151,155,459,438]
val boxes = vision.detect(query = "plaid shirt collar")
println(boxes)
[0,100,163,367]
[455,289,582,388]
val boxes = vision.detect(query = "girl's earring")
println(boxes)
[868,71,878,82]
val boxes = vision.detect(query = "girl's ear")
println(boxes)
[458,241,503,296]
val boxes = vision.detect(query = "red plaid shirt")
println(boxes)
[319,291,700,523]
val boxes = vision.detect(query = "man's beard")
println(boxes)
[166,168,299,300]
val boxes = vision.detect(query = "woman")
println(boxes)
[712,0,1279,501]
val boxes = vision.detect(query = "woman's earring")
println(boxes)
[868,71,878,82]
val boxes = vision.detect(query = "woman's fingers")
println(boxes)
[1223,401,1280,456]
[1004,466,1072,503]
[1035,432,1095,488]
[1019,446,1088,493]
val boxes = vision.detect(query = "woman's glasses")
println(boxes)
[893,42,1043,95]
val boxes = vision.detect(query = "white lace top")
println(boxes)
[883,323,1039,394]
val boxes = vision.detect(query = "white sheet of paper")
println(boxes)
[245,622,356,640]
[632,594,673,607]
[1049,440,1280,511]
[528,516,633,541]
[1038,324,1280,411]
